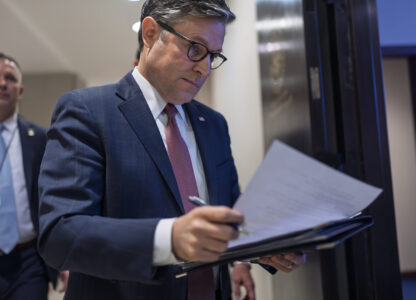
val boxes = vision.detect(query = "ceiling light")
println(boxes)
[132,21,141,33]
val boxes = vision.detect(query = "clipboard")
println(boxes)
[177,215,373,276]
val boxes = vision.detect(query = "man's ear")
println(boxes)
[141,17,161,50]
[18,85,24,99]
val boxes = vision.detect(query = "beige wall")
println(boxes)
[211,0,265,190]
[383,58,416,272]
[19,72,85,128]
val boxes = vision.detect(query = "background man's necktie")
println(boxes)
[164,104,215,300]
[0,124,19,254]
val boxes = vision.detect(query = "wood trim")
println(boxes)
[382,46,416,57]
[409,56,416,136]
[401,272,416,279]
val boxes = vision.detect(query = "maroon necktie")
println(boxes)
[164,104,215,300]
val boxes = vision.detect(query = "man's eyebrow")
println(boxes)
[191,35,223,53]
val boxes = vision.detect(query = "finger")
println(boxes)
[271,255,298,271]
[282,253,305,269]
[262,254,290,265]
[198,235,229,254]
[172,215,234,261]
[194,206,244,225]
[259,256,293,272]
[270,260,293,272]
[203,222,239,242]
[233,279,242,300]
[177,233,223,261]
[187,215,239,242]
[243,280,255,300]
[187,246,222,262]
[273,254,298,267]
[282,252,306,265]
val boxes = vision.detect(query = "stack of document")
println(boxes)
[180,140,382,273]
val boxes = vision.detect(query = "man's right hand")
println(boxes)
[172,206,244,262]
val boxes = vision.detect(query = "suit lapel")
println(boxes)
[116,74,184,213]
[17,118,34,203]
[184,102,219,205]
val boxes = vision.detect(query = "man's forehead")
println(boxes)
[0,58,22,79]
[176,17,226,50]
[0,58,19,70]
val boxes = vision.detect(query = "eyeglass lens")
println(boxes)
[188,44,224,69]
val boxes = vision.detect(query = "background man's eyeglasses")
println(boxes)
[157,21,227,70]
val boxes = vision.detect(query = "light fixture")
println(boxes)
[132,21,141,33]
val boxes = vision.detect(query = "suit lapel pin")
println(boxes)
[198,116,206,122]
[28,128,35,136]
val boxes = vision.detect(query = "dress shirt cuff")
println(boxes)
[153,218,181,266]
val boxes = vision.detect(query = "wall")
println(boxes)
[211,0,265,190]
[19,72,85,128]
[377,0,416,46]
[383,58,416,272]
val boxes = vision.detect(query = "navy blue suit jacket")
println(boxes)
[17,117,57,286]
[38,72,240,300]
[18,118,46,234]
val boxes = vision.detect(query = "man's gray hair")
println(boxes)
[137,0,235,59]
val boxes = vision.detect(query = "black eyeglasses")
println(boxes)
[157,21,227,70]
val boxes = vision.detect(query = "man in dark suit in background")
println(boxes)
[38,1,305,299]
[0,53,68,299]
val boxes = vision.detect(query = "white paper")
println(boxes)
[229,140,382,249]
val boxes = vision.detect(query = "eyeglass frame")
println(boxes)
[156,21,227,70]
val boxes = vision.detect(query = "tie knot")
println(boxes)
[164,104,177,121]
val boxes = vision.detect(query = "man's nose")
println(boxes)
[0,76,6,89]
[194,55,211,78]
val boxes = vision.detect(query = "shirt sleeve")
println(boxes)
[153,218,181,265]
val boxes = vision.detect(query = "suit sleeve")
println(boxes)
[38,91,159,283]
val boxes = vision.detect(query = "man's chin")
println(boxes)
[168,94,195,105]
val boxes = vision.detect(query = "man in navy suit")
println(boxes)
[38,1,305,299]
[0,53,68,299]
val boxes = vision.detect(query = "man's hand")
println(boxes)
[258,252,306,272]
[58,270,70,292]
[232,263,255,300]
[172,206,243,261]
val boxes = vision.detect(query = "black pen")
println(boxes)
[188,196,249,235]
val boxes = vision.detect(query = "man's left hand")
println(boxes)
[258,252,306,272]
[232,263,255,300]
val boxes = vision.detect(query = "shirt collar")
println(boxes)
[131,68,187,123]
[1,113,18,133]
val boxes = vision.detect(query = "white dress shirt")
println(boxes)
[1,114,36,244]
[132,68,209,265]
